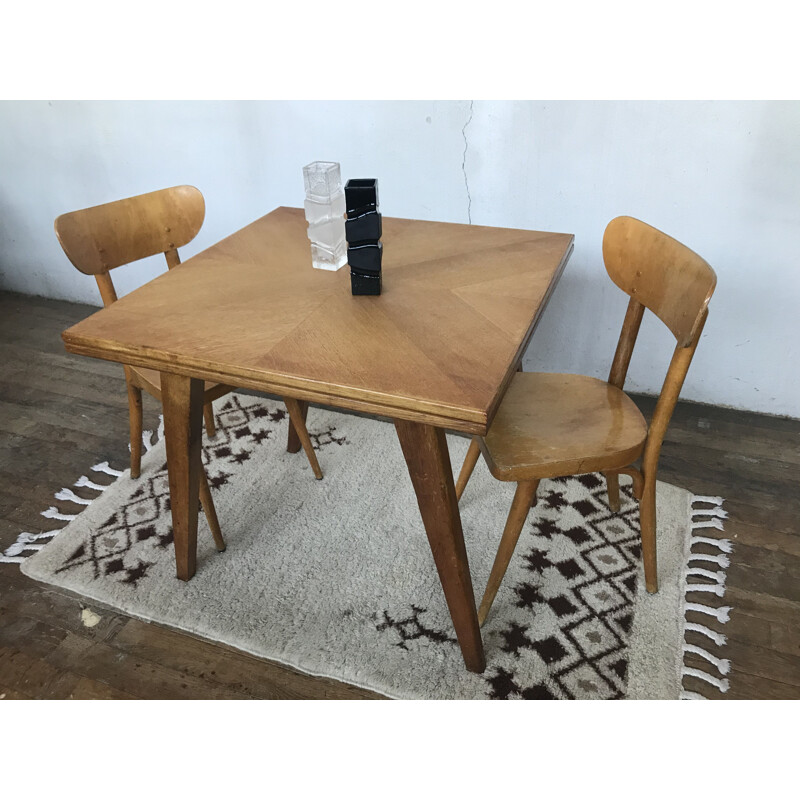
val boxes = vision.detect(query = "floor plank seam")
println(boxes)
[679,495,734,699]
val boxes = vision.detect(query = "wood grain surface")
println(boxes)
[62,207,574,434]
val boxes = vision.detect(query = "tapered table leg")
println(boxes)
[161,372,205,581]
[286,399,309,453]
[394,419,486,673]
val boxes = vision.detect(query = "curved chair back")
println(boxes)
[54,186,205,305]
[602,215,717,483]
[603,215,716,348]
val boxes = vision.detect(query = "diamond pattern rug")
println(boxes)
[19,393,729,699]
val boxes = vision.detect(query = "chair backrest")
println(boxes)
[602,216,717,479]
[54,185,205,306]
[603,215,716,348]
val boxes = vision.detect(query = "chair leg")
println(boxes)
[604,471,621,512]
[203,402,217,438]
[127,382,143,479]
[284,397,323,480]
[455,437,481,502]
[478,480,539,626]
[639,478,658,593]
[198,467,226,552]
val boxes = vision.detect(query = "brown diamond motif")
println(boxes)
[532,636,568,665]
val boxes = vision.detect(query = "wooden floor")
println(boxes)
[1,290,798,699]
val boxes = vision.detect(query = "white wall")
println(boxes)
[1,100,797,417]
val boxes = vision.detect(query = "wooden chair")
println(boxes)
[455,216,717,626]
[54,186,324,551]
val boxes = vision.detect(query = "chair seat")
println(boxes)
[128,365,231,402]
[480,372,647,481]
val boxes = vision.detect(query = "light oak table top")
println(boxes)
[62,207,574,435]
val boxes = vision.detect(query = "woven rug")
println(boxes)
[15,393,733,699]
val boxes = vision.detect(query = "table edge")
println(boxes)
[60,332,491,434]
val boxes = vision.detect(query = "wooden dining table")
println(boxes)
[61,206,574,673]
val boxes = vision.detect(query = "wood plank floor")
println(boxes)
[1,290,798,699]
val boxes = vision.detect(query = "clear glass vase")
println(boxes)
[303,161,347,271]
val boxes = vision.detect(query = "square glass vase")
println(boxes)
[304,191,346,225]
[311,241,348,271]
[303,161,343,201]
[307,216,346,250]
[344,178,379,217]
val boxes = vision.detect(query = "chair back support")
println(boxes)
[603,216,716,348]
[54,185,205,280]
[602,216,717,483]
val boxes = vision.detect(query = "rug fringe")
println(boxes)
[685,582,726,597]
[684,621,727,646]
[55,487,93,506]
[680,494,733,699]
[683,642,731,675]
[92,461,124,478]
[75,475,110,491]
[682,666,730,693]
[691,506,728,519]
[679,690,708,700]
[690,518,725,532]
[690,533,733,552]
[41,506,78,521]
[686,566,726,584]
[2,422,164,564]
[0,530,59,562]
[690,494,724,505]
[687,551,730,568]
[685,601,732,623]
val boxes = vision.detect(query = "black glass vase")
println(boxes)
[345,178,382,296]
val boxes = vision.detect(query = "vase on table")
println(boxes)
[303,161,347,271]
[345,178,382,295]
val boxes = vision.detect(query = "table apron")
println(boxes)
[61,340,490,435]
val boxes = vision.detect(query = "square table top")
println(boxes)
[63,207,574,434]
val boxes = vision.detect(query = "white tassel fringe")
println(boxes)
[6,413,168,564]
[688,552,730,568]
[54,487,93,506]
[41,506,77,521]
[4,460,124,563]
[681,666,730,693]
[680,495,733,699]
[690,518,725,531]
[684,622,727,646]
[691,495,724,506]
[690,534,733,553]
[691,506,728,519]
[683,642,731,675]
[679,690,708,700]
[0,530,58,561]
[92,461,124,477]
[685,601,732,623]
[685,582,726,597]
[686,566,726,584]
[75,475,109,491]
